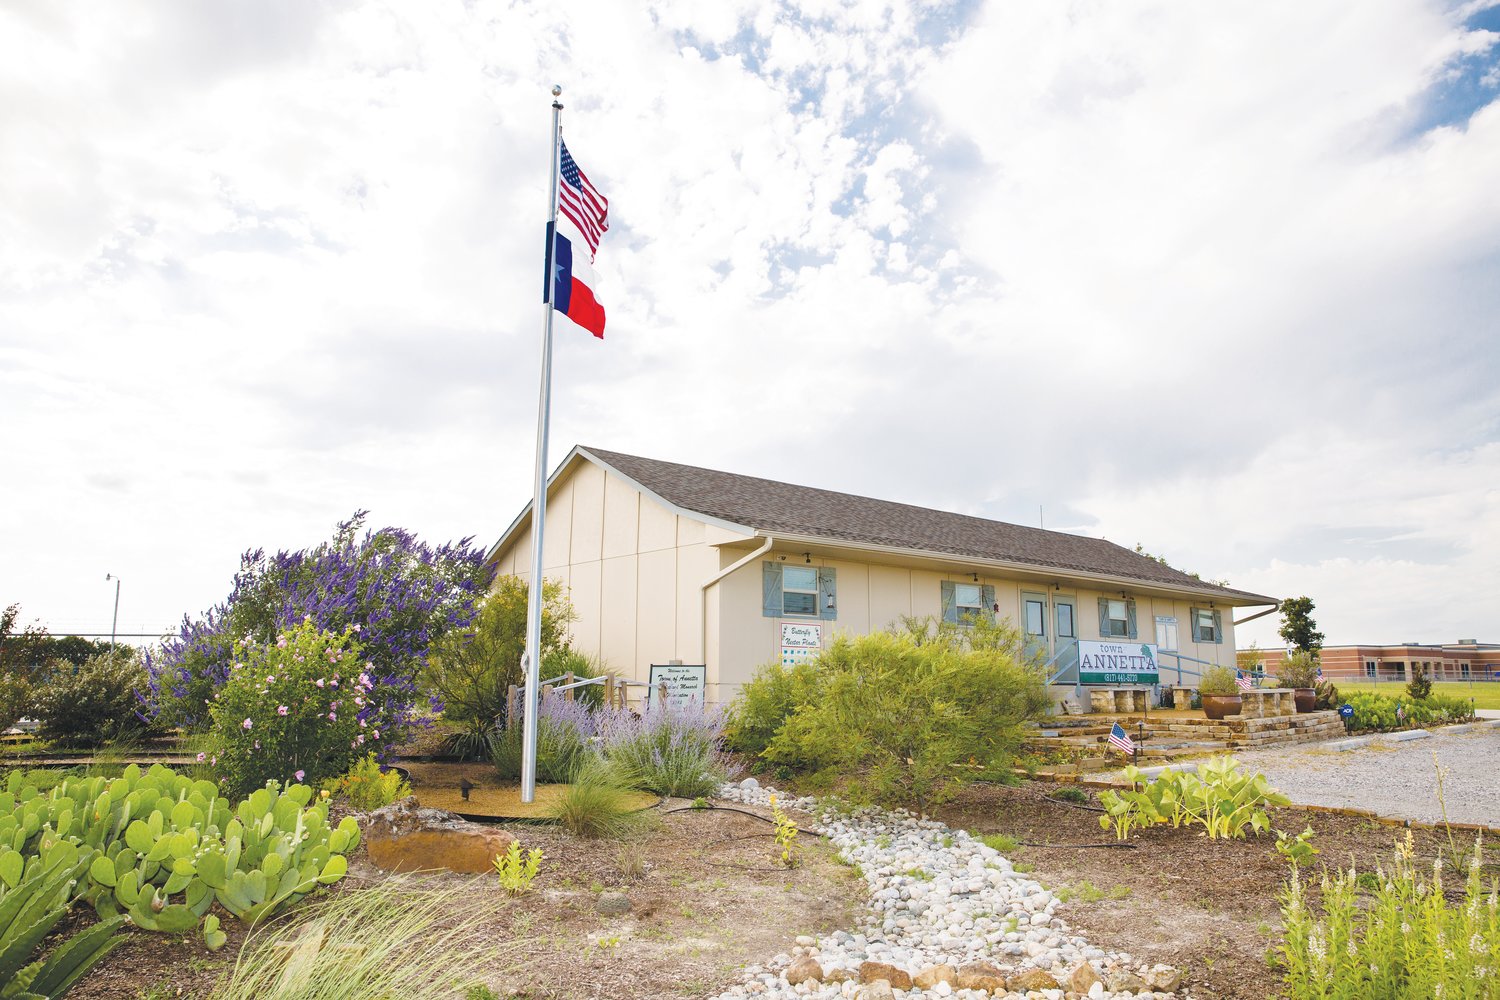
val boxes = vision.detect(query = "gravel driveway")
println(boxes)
[1226,725,1500,828]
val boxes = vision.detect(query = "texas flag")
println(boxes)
[546,140,608,339]
[549,222,605,339]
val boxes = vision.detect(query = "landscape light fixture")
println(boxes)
[459,778,474,802]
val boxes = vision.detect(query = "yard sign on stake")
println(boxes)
[520,86,611,803]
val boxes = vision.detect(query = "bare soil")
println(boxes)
[933,781,1500,1000]
[66,795,863,999]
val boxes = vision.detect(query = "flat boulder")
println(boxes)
[858,961,912,990]
[1007,968,1062,991]
[364,796,517,874]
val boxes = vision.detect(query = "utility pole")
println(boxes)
[105,573,121,655]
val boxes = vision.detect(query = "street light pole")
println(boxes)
[105,574,121,655]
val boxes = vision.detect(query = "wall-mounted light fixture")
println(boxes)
[804,552,812,564]
[971,572,980,582]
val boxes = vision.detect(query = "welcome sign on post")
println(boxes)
[1078,640,1160,685]
[647,663,707,709]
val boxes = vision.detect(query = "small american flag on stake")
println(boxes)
[1107,722,1135,756]
[1236,669,1255,692]
[558,140,608,260]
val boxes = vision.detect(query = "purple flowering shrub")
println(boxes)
[145,511,490,747]
[489,697,728,796]
[210,619,390,797]
[592,700,730,798]
[490,695,598,782]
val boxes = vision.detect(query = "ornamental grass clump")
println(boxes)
[213,877,522,999]
[595,700,729,798]
[1278,830,1500,999]
[547,756,650,839]
[209,619,392,797]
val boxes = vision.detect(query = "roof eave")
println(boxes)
[484,446,756,567]
[734,530,1278,607]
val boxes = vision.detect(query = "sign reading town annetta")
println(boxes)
[1077,640,1160,685]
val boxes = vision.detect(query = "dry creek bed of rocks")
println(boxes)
[710,781,1187,1000]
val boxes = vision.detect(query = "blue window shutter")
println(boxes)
[981,585,996,623]
[1097,598,1110,636]
[1126,599,1138,640]
[762,562,782,617]
[1212,610,1223,645]
[817,567,837,620]
[941,581,958,624]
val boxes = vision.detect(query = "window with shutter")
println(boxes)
[1101,599,1130,637]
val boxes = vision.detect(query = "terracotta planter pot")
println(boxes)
[1201,694,1242,720]
[1294,688,1317,713]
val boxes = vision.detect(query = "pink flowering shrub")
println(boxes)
[209,619,388,796]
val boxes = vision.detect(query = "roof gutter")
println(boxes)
[1232,602,1281,628]
[700,534,774,667]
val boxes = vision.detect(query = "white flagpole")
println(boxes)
[520,85,565,804]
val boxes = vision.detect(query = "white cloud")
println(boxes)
[0,0,1496,650]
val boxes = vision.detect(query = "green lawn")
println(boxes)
[1333,679,1500,710]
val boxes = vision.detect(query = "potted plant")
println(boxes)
[1276,651,1320,713]
[1198,665,1242,720]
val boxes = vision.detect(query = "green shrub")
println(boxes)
[724,660,822,757]
[1344,690,1471,732]
[0,669,31,736]
[1198,665,1239,696]
[547,757,649,839]
[30,651,162,748]
[208,619,389,798]
[756,631,1050,813]
[323,753,411,811]
[422,577,577,741]
[1313,679,1339,711]
[541,648,607,709]
[1276,651,1320,689]
[1278,831,1498,998]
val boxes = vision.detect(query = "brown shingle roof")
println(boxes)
[582,446,1275,605]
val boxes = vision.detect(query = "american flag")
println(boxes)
[558,140,608,260]
[1315,665,1324,682]
[1236,669,1255,692]
[1107,722,1135,756]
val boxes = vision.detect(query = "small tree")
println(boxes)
[1236,640,1264,675]
[1277,596,1324,654]
[1407,662,1432,700]
[421,576,576,741]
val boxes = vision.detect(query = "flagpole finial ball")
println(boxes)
[551,85,562,97]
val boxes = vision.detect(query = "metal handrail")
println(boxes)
[1043,639,1081,686]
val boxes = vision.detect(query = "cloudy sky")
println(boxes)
[2,0,1497,650]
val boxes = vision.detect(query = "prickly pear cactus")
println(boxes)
[1,764,359,946]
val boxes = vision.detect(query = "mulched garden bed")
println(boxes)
[933,780,1499,1000]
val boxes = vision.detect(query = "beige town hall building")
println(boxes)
[484,446,1277,703]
